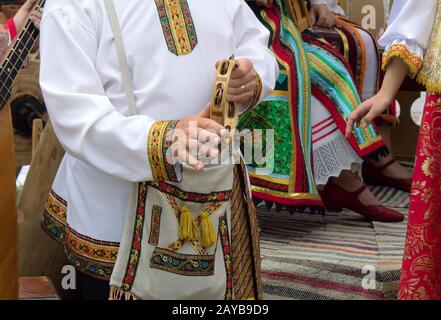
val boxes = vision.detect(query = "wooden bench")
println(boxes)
[19,277,59,300]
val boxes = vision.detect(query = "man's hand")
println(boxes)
[226,58,259,107]
[14,0,42,31]
[30,7,43,30]
[173,103,224,171]
[345,92,393,137]
[309,4,337,28]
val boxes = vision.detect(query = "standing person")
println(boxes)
[40,0,278,300]
[243,0,404,222]
[1,0,42,56]
[346,0,441,300]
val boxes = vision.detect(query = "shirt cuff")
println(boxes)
[147,120,183,183]
[382,41,424,79]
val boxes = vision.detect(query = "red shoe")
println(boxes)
[362,159,412,192]
[321,181,405,223]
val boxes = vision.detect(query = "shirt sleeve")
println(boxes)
[310,0,346,16]
[232,0,279,110]
[39,6,181,183]
[379,0,437,78]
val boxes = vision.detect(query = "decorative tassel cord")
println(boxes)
[178,204,217,249]
[109,286,140,301]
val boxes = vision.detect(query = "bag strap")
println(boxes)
[104,0,138,116]
[104,0,140,242]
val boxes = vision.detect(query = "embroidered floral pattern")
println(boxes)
[219,215,233,300]
[66,226,119,263]
[148,180,232,203]
[148,205,162,246]
[41,210,66,243]
[148,120,181,182]
[154,0,198,56]
[45,189,67,223]
[67,251,115,280]
[121,182,148,291]
[150,247,215,276]
[382,44,423,79]
[399,94,441,300]
[41,189,123,280]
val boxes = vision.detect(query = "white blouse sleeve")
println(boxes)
[39,6,180,183]
[233,0,279,107]
[379,0,437,78]
[310,0,346,16]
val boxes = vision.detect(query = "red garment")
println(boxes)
[7,18,17,40]
[2,18,17,40]
[399,93,441,300]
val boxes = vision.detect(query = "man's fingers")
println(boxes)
[229,72,256,88]
[310,13,317,25]
[326,16,335,28]
[179,149,204,171]
[231,60,252,79]
[197,102,211,119]
[25,0,38,9]
[197,117,224,133]
[198,128,221,146]
[317,15,327,27]
[228,79,256,96]
[227,91,254,104]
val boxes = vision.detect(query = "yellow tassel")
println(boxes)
[199,211,217,249]
[179,204,197,241]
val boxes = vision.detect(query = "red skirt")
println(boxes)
[399,93,441,300]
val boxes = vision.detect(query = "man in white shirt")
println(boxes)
[39,0,278,300]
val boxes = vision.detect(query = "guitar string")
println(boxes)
[0,21,40,106]
[0,1,45,106]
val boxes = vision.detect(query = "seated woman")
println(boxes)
[307,0,412,190]
[242,0,406,222]
[1,0,42,56]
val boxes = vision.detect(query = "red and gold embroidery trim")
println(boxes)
[65,226,119,263]
[219,215,233,300]
[382,44,423,79]
[154,0,198,56]
[148,205,162,246]
[147,120,181,182]
[45,189,67,223]
[148,180,232,203]
[121,182,148,291]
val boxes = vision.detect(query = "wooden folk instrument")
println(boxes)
[284,0,312,32]
[0,0,45,110]
[0,0,45,300]
[210,59,239,144]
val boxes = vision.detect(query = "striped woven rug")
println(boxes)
[260,186,409,300]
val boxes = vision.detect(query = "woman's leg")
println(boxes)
[312,96,404,221]
[356,27,413,184]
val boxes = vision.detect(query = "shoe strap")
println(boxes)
[353,184,369,197]
[373,158,398,173]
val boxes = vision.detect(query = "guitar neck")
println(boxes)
[0,0,46,110]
